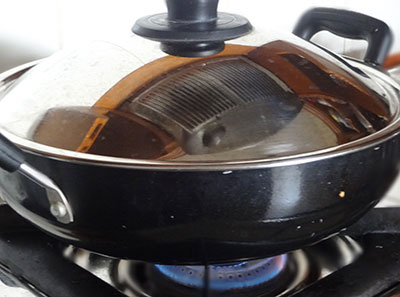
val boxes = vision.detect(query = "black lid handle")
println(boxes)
[133,0,252,57]
[293,7,393,66]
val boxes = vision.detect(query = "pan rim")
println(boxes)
[2,126,399,171]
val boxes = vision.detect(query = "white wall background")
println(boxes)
[0,0,400,72]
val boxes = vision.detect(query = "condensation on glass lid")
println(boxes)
[0,40,392,162]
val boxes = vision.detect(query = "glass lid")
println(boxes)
[0,33,396,164]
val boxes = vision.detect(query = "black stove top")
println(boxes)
[1,205,400,297]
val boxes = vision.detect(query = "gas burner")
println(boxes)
[154,256,289,290]
[60,234,362,297]
[112,251,318,297]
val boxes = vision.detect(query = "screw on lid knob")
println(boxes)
[132,0,253,57]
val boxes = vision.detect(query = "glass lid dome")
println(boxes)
[0,2,397,165]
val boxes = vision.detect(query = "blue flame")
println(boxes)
[155,255,287,290]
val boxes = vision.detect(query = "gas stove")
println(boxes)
[1,203,400,297]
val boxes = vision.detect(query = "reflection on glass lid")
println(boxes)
[0,39,394,162]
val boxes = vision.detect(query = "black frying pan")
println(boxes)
[0,8,399,265]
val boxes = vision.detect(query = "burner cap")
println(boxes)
[132,0,253,57]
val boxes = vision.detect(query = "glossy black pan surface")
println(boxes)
[0,134,399,264]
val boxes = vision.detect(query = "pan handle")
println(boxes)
[293,7,393,66]
[0,132,74,224]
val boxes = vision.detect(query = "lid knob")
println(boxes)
[166,0,218,22]
[132,0,253,57]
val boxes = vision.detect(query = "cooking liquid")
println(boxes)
[32,106,182,160]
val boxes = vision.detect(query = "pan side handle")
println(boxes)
[0,132,74,224]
